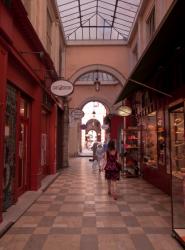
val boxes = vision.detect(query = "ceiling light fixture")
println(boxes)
[94,71,100,92]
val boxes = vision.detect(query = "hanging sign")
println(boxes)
[71,109,84,119]
[51,80,73,96]
[116,106,132,117]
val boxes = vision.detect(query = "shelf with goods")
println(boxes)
[142,111,158,168]
[123,127,140,176]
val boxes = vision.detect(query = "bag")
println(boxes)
[116,161,122,171]
[105,161,117,171]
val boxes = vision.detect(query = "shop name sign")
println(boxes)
[71,109,84,119]
[51,80,73,96]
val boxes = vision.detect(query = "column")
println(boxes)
[30,86,42,190]
[49,103,57,174]
[62,97,69,168]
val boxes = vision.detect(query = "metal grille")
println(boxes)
[76,71,119,85]
[3,84,17,211]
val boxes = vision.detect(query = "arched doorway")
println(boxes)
[81,101,107,154]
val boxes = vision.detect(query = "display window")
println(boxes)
[142,111,157,167]
[157,109,166,166]
[169,103,185,247]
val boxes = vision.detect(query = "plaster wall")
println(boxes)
[128,0,174,74]
[21,0,64,75]
[65,45,129,81]
[65,45,129,156]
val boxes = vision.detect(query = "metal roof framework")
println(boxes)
[56,0,141,42]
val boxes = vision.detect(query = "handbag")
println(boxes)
[116,161,122,171]
[105,161,117,171]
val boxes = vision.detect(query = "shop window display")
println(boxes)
[143,111,157,167]
[157,109,166,166]
[124,127,140,177]
[170,104,185,247]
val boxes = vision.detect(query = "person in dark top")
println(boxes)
[104,140,121,200]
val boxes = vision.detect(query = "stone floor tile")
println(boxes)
[80,235,98,250]
[42,235,81,250]
[0,158,183,250]
[98,234,136,250]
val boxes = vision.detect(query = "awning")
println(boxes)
[115,0,185,103]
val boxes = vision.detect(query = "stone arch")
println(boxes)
[78,96,113,114]
[69,64,126,86]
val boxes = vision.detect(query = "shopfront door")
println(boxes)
[41,109,49,177]
[17,96,30,196]
[17,118,29,195]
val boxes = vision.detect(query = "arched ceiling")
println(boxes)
[56,0,141,43]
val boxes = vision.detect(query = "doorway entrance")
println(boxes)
[17,96,30,196]
[81,101,107,154]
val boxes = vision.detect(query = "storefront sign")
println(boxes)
[71,109,84,119]
[51,80,73,96]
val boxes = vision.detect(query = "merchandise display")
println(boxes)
[143,111,157,168]
[124,128,140,177]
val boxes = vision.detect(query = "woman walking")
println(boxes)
[104,140,121,200]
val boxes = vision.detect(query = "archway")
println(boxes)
[81,101,107,154]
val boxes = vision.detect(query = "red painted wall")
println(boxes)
[110,115,123,140]
[0,0,60,221]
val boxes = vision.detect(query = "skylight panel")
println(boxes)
[57,0,141,42]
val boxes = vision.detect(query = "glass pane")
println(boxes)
[170,105,185,240]
[3,84,17,210]
[143,112,157,167]
[57,0,141,41]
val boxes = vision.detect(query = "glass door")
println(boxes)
[170,103,185,246]
[41,109,49,177]
[17,119,29,194]
[17,96,30,195]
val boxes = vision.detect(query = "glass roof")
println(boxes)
[75,71,119,85]
[56,0,141,42]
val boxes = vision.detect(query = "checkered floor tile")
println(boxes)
[0,158,183,250]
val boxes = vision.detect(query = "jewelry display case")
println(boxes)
[142,111,157,168]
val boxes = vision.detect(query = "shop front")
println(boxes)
[0,0,61,222]
[169,101,185,246]
[115,0,185,246]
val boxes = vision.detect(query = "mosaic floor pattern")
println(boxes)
[0,158,183,250]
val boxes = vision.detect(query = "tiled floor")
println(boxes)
[0,158,183,250]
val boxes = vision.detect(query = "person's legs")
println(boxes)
[112,181,117,200]
[107,180,111,195]
[98,158,101,172]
